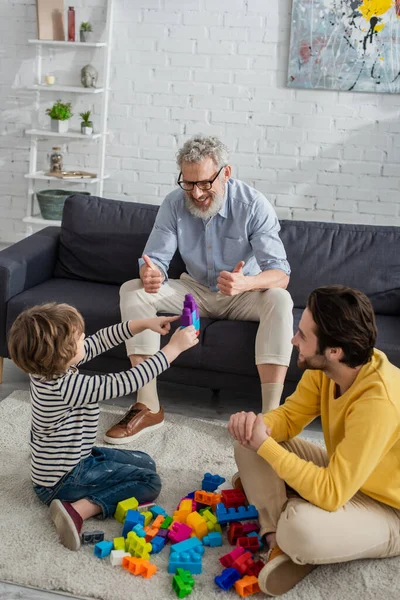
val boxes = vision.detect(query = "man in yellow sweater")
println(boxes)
[229,285,400,597]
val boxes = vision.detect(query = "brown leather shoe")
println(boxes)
[104,402,165,444]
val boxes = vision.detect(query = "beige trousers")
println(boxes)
[235,438,400,565]
[120,274,294,366]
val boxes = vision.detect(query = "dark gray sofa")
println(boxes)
[1,194,399,399]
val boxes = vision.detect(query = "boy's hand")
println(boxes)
[228,411,271,450]
[162,325,199,364]
[140,254,164,294]
[146,315,180,335]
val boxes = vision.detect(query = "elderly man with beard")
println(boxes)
[104,135,293,444]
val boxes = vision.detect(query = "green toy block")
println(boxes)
[160,516,173,529]
[114,497,138,524]
[198,506,212,516]
[172,568,195,598]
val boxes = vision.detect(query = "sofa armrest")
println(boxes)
[0,227,60,358]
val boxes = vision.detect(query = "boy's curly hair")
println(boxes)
[8,303,84,380]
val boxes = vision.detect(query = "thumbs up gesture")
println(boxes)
[217,260,248,296]
[140,254,164,294]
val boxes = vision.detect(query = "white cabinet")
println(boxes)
[24,0,113,233]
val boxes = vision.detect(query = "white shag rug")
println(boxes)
[0,391,399,600]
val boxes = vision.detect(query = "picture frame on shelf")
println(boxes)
[36,0,65,41]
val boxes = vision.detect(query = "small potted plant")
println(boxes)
[80,110,94,135]
[45,100,72,133]
[80,21,93,42]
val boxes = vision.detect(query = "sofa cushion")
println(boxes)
[281,220,400,315]
[53,194,186,286]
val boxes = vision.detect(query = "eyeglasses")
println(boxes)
[177,165,225,191]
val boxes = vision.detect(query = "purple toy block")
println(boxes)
[215,567,241,591]
[180,307,193,327]
[184,294,197,312]
[157,528,169,539]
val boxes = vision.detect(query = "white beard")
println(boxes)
[184,193,225,220]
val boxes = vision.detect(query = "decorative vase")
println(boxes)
[80,31,92,43]
[81,121,93,135]
[50,119,69,133]
[36,189,90,220]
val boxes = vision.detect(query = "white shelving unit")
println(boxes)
[24,0,113,234]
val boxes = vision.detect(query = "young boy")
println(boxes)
[8,302,198,551]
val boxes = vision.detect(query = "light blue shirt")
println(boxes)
[139,178,290,292]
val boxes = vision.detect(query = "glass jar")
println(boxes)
[50,147,63,173]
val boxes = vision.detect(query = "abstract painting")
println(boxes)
[288,0,400,93]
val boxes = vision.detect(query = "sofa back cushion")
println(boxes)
[54,194,186,285]
[281,220,400,315]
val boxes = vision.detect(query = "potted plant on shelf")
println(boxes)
[45,100,72,133]
[80,21,93,42]
[80,110,94,135]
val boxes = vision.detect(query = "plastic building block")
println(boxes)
[222,489,247,509]
[150,505,168,518]
[216,480,235,492]
[172,568,195,598]
[186,511,208,539]
[219,546,245,568]
[234,575,260,597]
[231,551,254,576]
[126,531,152,559]
[228,522,244,544]
[150,535,166,554]
[168,522,193,544]
[157,527,169,539]
[194,490,221,508]
[216,504,258,525]
[94,540,114,558]
[132,524,146,538]
[114,497,138,524]
[202,473,226,492]
[215,567,241,591]
[236,536,260,552]
[180,294,200,335]
[246,558,265,578]
[168,546,204,574]
[242,522,260,535]
[144,525,159,542]
[247,532,263,549]
[174,499,194,523]
[113,536,125,551]
[170,536,202,554]
[160,516,173,529]
[110,550,130,567]
[123,557,157,578]
[81,530,104,544]
[203,532,223,547]
[153,515,165,528]
[141,511,153,526]
[137,501,156,512]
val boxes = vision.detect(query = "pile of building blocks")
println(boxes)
[180,294,200,336]
[82,471,266,597]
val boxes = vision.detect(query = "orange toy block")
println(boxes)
[144,525,159,542]
[194,490,222,508]
[153,515,165,528]
[173,499,193,523]
[186,511,208,540]
[234,575,260,597]
[123,557,157,579]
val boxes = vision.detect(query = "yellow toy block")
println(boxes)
[113,536,125,551]
[186,511,208,540]
[114,497,138,523]
[126,531,152,560]
[203,509,217,525]
[142,511,153,526]
[173,499,193,523]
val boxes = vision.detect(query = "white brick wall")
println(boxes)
[1,0,400,243]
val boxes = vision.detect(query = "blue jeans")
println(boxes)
[33,447,162,518]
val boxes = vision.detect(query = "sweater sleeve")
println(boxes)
[258,397,399,511]
[78,322,133,365]
[264,370,322,442]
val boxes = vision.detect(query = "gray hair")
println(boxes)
[176,135,229,169]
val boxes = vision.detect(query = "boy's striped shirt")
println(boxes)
[30,322,168,487]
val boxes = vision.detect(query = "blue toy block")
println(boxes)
[202,473,226,492]
[215,503,259,525]
[215,567,242,591]
[94,540,114,558]
[185,491,196,499]
[151,535,167,554]
[122,509,145,537]
[170,536,203,554]
[168,546,205,574]
[150,505,168,518]
[81,530,104,544]
[132,523,146,537]
[203,532,223,547]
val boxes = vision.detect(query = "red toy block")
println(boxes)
[242,522,260,535]
[231,551,254,576]
[221,489,247,509]
[236,536,260,552]
[219,546,245,568]
[228,522,244,545]
[246,559,265,578]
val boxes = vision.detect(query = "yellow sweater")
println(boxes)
[258,350,400,512]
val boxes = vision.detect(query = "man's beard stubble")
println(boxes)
[184,191,225,220]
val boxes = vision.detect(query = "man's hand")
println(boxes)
[141,254,164,294]
[217,261,248,296]
[228,411,271,451]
